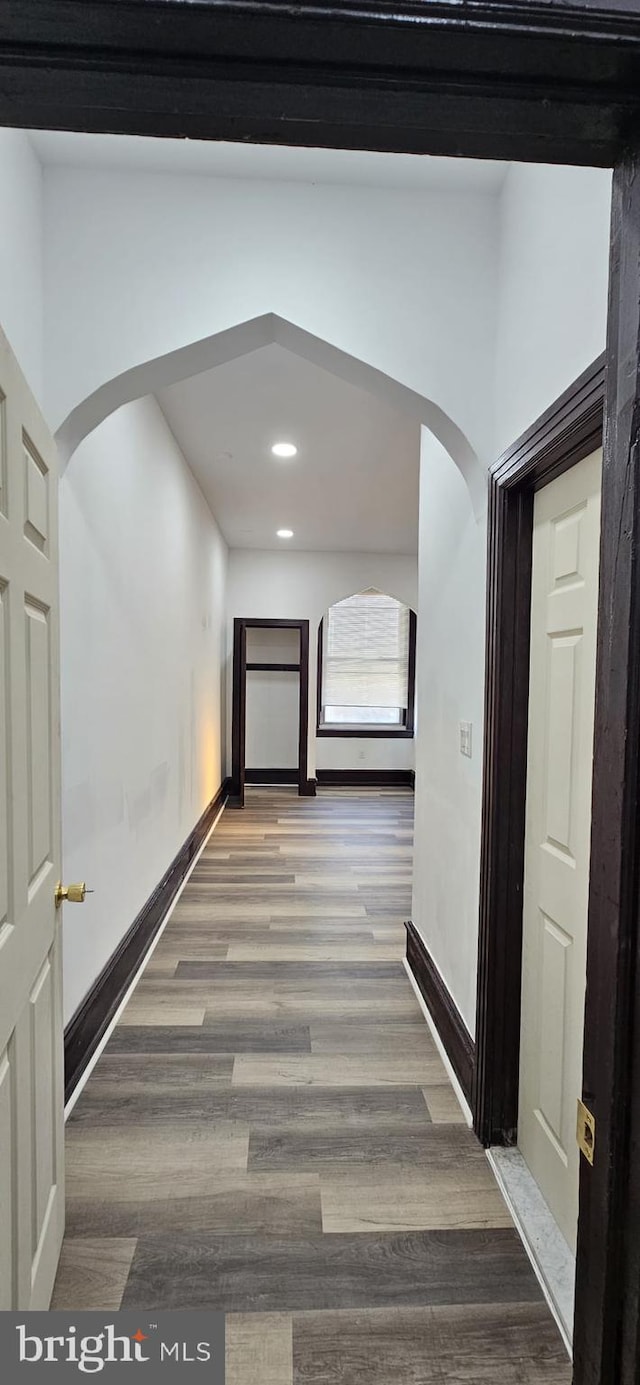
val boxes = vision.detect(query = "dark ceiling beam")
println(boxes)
[1,0,640,164]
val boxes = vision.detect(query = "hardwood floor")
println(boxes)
[53,787,571,1382]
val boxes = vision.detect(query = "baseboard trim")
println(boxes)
[244,769,412,790]
[245,767,299,784]
[316,769,414,787]
[405,919,475,1104]
[403,958,472,1126]
[64,777,230,1102]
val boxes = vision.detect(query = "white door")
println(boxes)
[0,325,65,1307]
[518,448,602,1253]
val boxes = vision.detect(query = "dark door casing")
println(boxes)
[230,618,312,806]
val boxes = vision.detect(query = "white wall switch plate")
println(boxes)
[459,721,473,757]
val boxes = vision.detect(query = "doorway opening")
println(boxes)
[230,617,311,805]
[474,357,605,1347]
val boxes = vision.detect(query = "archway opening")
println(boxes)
[56,312,485,516]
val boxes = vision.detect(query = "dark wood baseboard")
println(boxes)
[405,920,475,1105]
[64,777,230,1102]
[242,770,317,796]
[244,768,413,793]
[316,769,415,788]
[243,771,411,793]
[245,768,299,784]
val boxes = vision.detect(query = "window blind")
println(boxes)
[323,591,410,710]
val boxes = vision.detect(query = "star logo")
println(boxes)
[131,1330,149,1343]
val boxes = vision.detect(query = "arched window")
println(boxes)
[317,589,416,737]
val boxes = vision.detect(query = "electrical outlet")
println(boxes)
[459,721,473,758]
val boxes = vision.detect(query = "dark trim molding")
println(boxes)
[64,777,230,1103]
[246,662,300,673]
[245,767,299,784]
[574,153,640,1385]
[316,728,415,739]
[406,610,417,736]
[474,354,604,1151]
[231,618,310,806]
[316,609,417,739]
[405,920,475,1105]
[235,618,304,628]
[317,768,414,788]
[2,2,640,165]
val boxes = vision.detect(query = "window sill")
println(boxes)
[316,725,414,739]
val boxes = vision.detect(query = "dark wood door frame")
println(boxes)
[474,354,605,1151]
[3,2,640,167]
[230,617,312,806]
[575,152,640,1385]
[474,143,640,1376]
[474,356,611,1376]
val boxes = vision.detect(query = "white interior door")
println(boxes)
[0,326,64,1307]
[518,448,602,1253]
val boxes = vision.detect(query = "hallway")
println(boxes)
[53,788,570,1382]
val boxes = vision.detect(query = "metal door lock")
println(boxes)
[577,1098,596,1166]
[54,882,92,908]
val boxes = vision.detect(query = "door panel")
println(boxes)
[518,448,602,1253]
[26,601,53,881]
[0,325,64,1308]
[24,432,50,555]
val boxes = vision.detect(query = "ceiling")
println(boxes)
[32,129,476,555]
[156,345,421,554]
[29,131,507,193]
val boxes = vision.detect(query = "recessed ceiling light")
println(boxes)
[271,442,298,459]
[277,528,294,539]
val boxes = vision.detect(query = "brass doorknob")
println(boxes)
[55,882,91,908]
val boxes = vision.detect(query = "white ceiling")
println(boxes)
[29,130,507,193]
[156,344,420,554]
[31,129,486,554]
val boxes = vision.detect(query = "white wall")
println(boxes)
[411,165,612,1038]
[0,130,44,402]
[227,549,418,777]
[246,673,300,770]
[412,431,487,1034]
[245,628,301,770]
[316,735,415,774]
[494,164,612,454]
[60,395,228,1022]
[43,168,501,464]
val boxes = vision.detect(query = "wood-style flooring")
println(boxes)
[53,787,571,1382]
